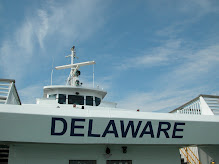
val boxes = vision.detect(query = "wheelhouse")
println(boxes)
[37,85,107,106]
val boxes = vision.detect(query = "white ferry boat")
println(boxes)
[0,46,219,164]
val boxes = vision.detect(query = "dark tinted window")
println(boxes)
[58,94,66,104]
[107,160,132,164]
[68,95,84,105]
[86,96,93,106]
[49,94,56,100]
[95,97,101,106]
[70,161,96,164]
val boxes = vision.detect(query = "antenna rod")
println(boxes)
[51,57,54,85]
[51,70,53,85]
[93,64,95,88]
[70,46,75,86]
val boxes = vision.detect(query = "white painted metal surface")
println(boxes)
[0,104,219,145]
[55,61,96,70]
[8,144,181,164]
[172,95,218,116]
[170,94,219,163]
[177,99,201,115]
[0,79,21,105]
[203,96,219,115]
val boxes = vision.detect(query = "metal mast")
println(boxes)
[65,46,76,86]
[70,46,75,86]
[55,46,95,87]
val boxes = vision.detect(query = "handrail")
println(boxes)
[5,82,12,104]
[0,80,21,105]
[187,150,198,164]
[180,147,201,164]
[0,79,15,83]
[180,149,192,164]
[188,147,201,164]
[185,148,189,163]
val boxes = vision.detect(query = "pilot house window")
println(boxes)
[48,94,56,100]
[69,161,96,164]
[86,96,93,106]
[58,94,66,104]
[107,160,132,164]
[68,95,84,105]
[95,97,101,106]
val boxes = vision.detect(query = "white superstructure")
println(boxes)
[0,46,219,164]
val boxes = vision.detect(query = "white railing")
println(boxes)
[0,79,21,105]
[180,147,201,164]
[203,97,219,115]
[0,80,11,104]
[177,99,201,115]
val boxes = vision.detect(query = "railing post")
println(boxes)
[185,147,189,163]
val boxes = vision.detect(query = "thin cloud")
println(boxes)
[164,43,219,87]
[35,9,49,48]
[0,0,107,81]
[156,0,219,38]
[44,0,107,42]
[0,14,41,80]
[117,86,210,112]
[117,39,183,70]
[179,0,217,15]
[117,43,219,112]
[19,84,44,104]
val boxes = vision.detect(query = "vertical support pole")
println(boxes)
[51,57,54,86]
[93,64,95,88]
[70,46,75,86]
[185,147,189,163]
[51,69,53,85]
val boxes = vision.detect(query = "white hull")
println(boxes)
[1,104,219,145]
[8,144,181,164]
[1,104,219,164]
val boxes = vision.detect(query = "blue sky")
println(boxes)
[0,0,219,112]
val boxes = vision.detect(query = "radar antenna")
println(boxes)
[55,46,95,86]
